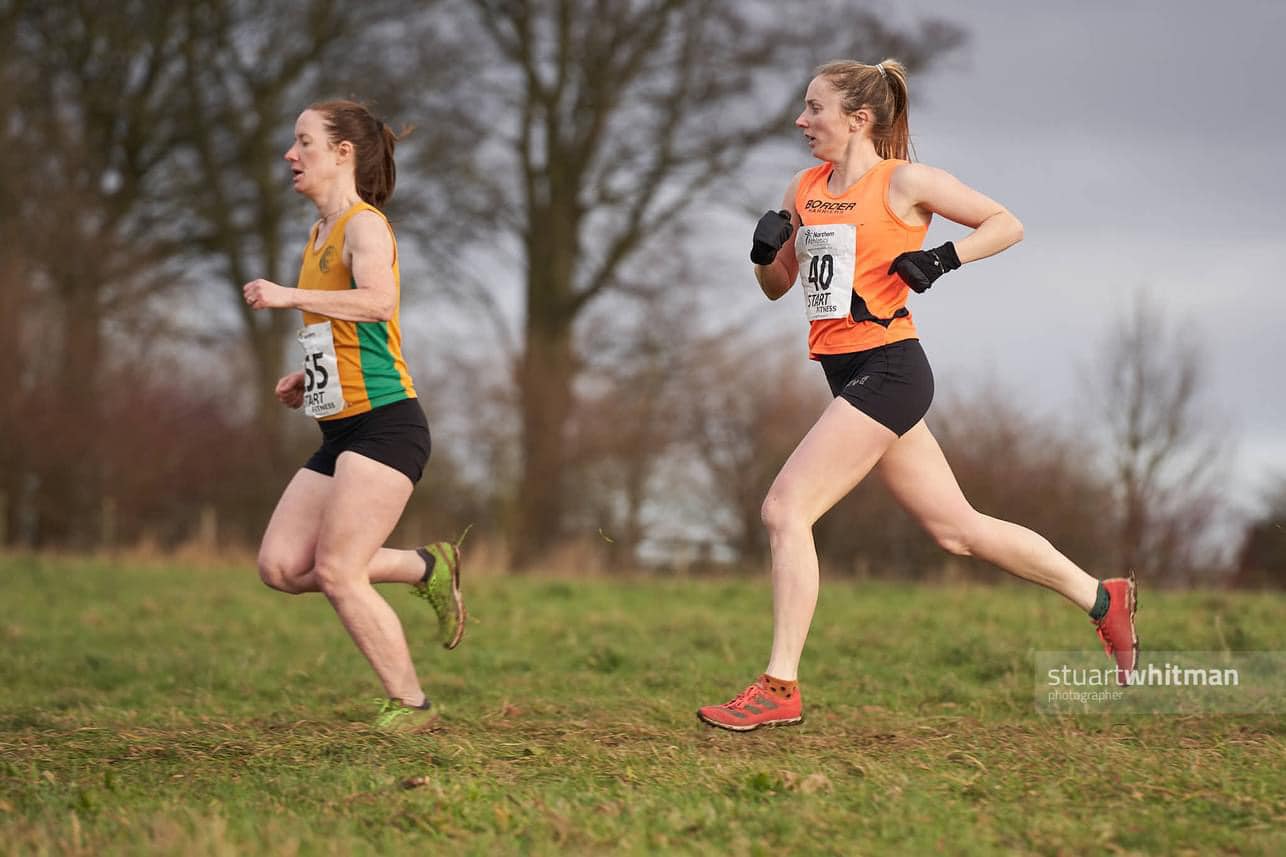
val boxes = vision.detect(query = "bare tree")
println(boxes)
[1235,475,1286,588]
[451,0,964,566]
[1095,292,1227,582]
[927,384,1116,578]
[677,332,829,564]
[563,280,704,566]
[3,1,190,544]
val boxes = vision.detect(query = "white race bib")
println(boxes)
[297,321,345,419]
[795,223,857,322]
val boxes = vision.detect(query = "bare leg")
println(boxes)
[762,399,900,681]
[310,451,425,704]
[256,459,427,703]
[257,468,426,595]
[878,421,1099,610]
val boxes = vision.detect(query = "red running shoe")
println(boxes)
[1094,571,1139,686]
[697,674,803,731]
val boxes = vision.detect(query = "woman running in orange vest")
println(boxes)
[696,60,1138,731]
[243,100,465,732]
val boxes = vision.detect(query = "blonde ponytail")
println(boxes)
[814,58,913,161]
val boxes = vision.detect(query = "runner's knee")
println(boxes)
[313,556,360,597]
[761,489,809,534]
[928,514,981,557]
[258,553,310,595]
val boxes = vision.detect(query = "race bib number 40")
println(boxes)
[795,223,857,322]
[297,321,345,419]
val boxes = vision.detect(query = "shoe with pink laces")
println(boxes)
[697,674,803,731]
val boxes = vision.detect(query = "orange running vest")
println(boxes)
[794,158,929,356]
[296,202,416,420]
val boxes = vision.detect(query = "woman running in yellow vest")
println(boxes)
[696,61,1138,731]
[243,100,464,732]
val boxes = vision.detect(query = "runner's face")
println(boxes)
[284,110,341,198]
[795,77,852,162]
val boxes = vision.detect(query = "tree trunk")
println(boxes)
[512,314,575,569]
[247,310,296,478]
[0,252,23,546]
[38,272,104,547]
[510,146,582,568]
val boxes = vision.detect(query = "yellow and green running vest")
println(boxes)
[295,202,416,420]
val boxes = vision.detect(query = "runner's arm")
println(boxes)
[243,212,398,321]
[275,371,305,409]
[755,171,806,300]
[889,163,1023,263]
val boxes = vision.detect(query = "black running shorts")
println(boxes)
[818,339,934,436]
[303,397,431,485]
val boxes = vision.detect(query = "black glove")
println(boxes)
[750,210,793,265]
[887,241,961,293]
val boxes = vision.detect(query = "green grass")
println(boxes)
[2,555,1283,855]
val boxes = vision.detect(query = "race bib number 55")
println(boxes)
[795,223,857,322]
[297,321,345,418]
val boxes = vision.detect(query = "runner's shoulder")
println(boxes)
[345,209,394,248]
[889,161,949,194]
[348,208,390,232]
[784,167,817,213]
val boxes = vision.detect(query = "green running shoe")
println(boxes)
[372,698,438,733]
[412,538,466,649]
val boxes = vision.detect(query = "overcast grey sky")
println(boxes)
[729,0,1286,518]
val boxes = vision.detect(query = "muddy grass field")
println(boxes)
[2,556,1282,855]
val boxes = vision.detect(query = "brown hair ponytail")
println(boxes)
[309,99,410,208]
